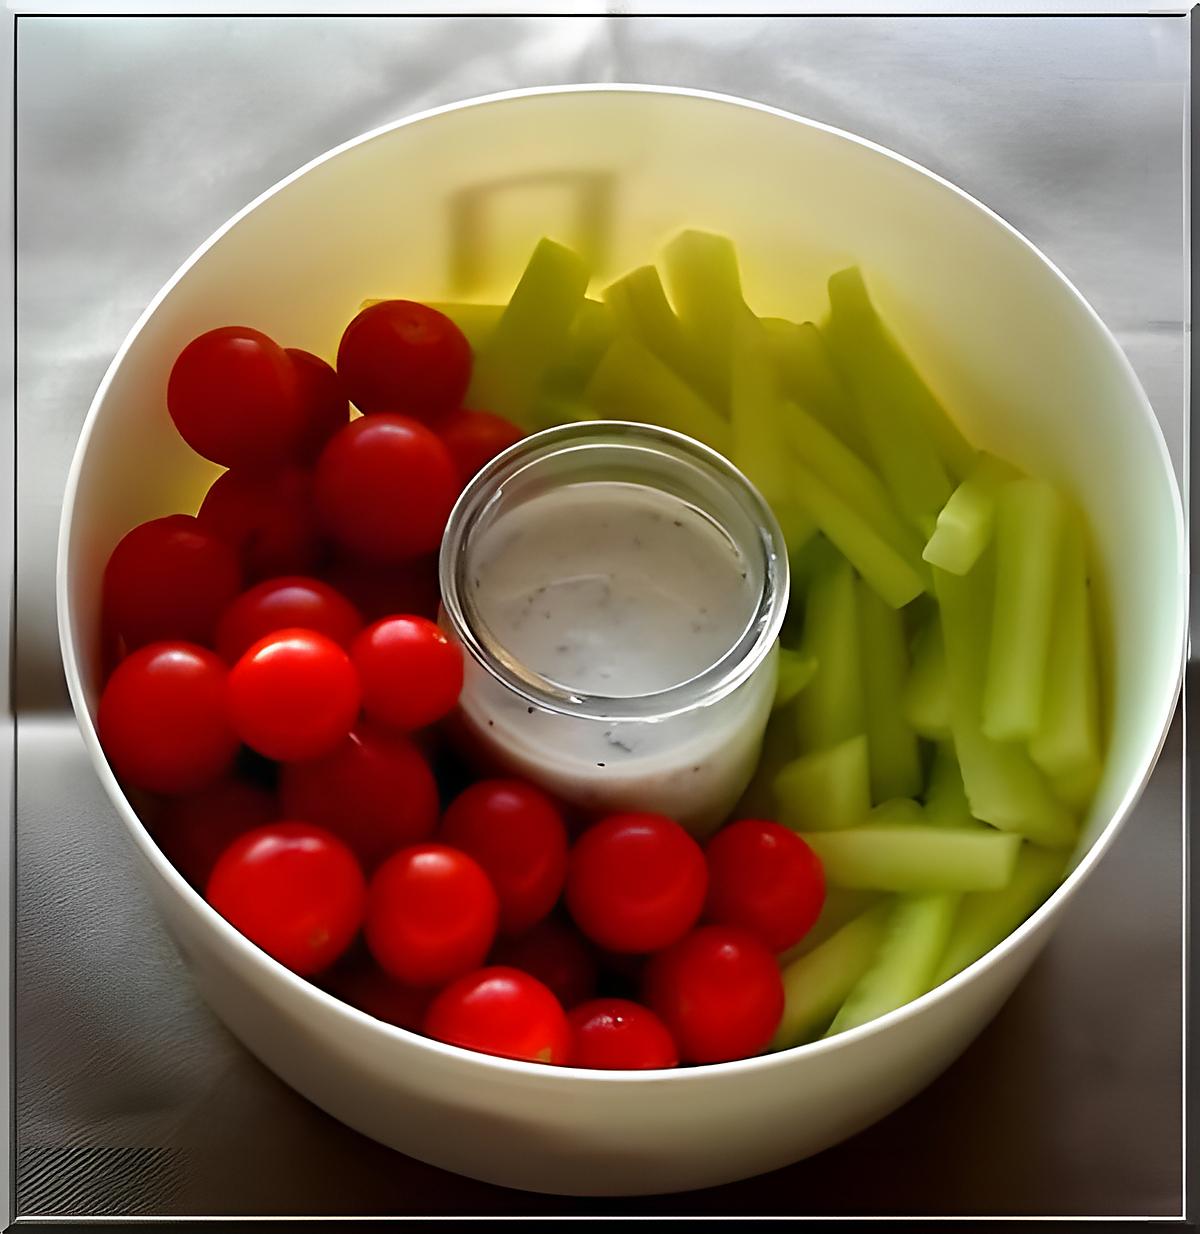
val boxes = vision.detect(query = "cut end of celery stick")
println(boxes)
[825,893,960,1036]
[932,559,1079,850]
[904,619,951,740]
[797,825,1021,892]
[867,797,926,826]
[660,229,746,411]
[772,902,893,1049]
[982,478,1066,741]
[858,579,922,801]
[794,560,865,748]
[825,267,954,528]
[931,845,1068,987]
[468,238,590,424]
[1030,512,1103,796]
[774,647,818,711]
[774,734,870,831]
[922,453,1019,576]
[792,458,929,609]
[583,333,732,457]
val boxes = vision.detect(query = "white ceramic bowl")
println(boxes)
[57,85,1185,1197]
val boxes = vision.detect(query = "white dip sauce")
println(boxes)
[448,479,778,834]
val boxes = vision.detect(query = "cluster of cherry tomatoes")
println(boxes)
[93,298,828,1070]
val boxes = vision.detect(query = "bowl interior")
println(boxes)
[62,86,1184,883]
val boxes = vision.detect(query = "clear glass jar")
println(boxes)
[438,421,789,835]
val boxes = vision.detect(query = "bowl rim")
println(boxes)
[56,81,1187,1085]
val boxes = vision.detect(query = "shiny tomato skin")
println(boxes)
[423,966,570,1065]
[206,821,366,976]
[98,641,239,794]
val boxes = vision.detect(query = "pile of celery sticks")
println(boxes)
[375,230,1104,1046]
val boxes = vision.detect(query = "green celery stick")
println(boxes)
[982,478,1065,741]
[931,845,1068,986]
[774,734,871,831]
[825,267,975,479]
[867,797,926,826]
[545,299,616,396]
[468,238,590,424]
[783,400,928,567]
[772,902,893,1049]
[358,300,503,353]
[737,701,800,818]
[583,334,732,457]
[904,619,950,740]
[522,396,600,434]
[791,458,929,609]
[778,888,886,964]
[794,560,864,748]
[825,893,960,1036]
[602,265,697,385]
[774,647,818,711]
[1051,765,1102,814]
[797,825,1020,892]
[661,229,746,412]
[730,313,794,514]
[774,501,819,559]
[1029,513,1102,807]
[922,742,985,828]
[922,453,1018,575]
[933,558,1077,848]
[825,268,955,528]
[858,580,922,801]
[787,533,844,601]
[764,319,873,459]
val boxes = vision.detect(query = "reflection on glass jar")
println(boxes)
[439,421,789,835]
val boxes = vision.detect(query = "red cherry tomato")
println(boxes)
[490,918,598,1009]
[153,777,277,887]
[286,348,350,462]
[322,555,441,623]
[565,813,707,954]
[704,820,826,953]
[314,415,459,563]
[98,642,238,794]
[440,779,568,936]
[322,960,431,1031]
[423,967,570,1065]
[216,576,362,664]
[643,926,784,1064]
[227,628,361,761]
[436,408,522,484]
[279,724,438,870]
[103,514,242,651]
[567,999,678,1070]
[206,821,366,976]
[198,466,323,581]
[365,844,498,987]
[167,326,305,469]
[349,615,462,732]
[336,300,471,419]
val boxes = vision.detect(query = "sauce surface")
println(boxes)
[468,480,758,697]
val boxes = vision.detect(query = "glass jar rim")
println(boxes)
[438,420,790,722]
